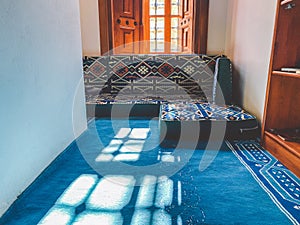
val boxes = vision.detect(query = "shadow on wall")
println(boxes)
[231,65,243,106]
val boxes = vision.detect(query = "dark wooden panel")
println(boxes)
[193,0,209,54]
[98,0,113,55]
[121,0,135,18]
[272,1,300,70]
[264,75,300,130]
[184,0,190,13]
[182,27,190,52]
[123,0,133,15]
[180,0,194,53]
[122,29,135,53]
[112,0,141,54]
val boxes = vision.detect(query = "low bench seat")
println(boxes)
[160,103,256,121]
[83,54,259,142]
[159,103,259,147]
[85,94,208,118]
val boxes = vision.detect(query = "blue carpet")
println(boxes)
[227,140,300,224]
[0,118,299,225]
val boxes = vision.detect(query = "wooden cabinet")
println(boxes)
[262,0,300,177]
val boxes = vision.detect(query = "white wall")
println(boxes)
[0,0,87,216]
[207,0,229,55]
[79,0,101,56]
[225,0,277,122]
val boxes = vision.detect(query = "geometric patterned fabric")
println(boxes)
[161,103,256,122]
[83,54,231,104]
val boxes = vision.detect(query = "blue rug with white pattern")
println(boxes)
[227,140,300,224]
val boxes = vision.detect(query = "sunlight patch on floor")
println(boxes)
[131,209,152,225]
[129,128,150,139]
[115,128,131,139]
[38,207,74,225]
[136,175,157,208]
[158,151,181,163]
[155,176,174,208]
[56,175,98,207]
[38,174,178,225]
[113,153,140,162]
[73,211,123,225]
[119,140,145,153]
[87,176,135,210]
[102,140,124,153]
[95,127,149,162]
[153,209,172,225]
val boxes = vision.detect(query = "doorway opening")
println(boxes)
[99,0,209,55]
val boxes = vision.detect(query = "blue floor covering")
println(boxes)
[0,118,299,225]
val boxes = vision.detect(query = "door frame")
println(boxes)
[98,0,209,55]
[98,0,113,55]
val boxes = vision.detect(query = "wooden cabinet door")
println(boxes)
[112,0,141,54]
[179,0,193,53]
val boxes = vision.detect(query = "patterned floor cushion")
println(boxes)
[159,103,259,147]
[160,103,255,121]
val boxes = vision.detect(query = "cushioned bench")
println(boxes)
[159,103,258,147]
[83,54,258,142]
[84,54,231,116]
[84,55,231,102]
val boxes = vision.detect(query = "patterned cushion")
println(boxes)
[160,103,256,121]
[83,54,229,103]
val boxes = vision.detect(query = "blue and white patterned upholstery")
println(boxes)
[161,103,256,122]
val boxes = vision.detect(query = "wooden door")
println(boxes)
[111,0,142,54]
[179,0,193,53]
